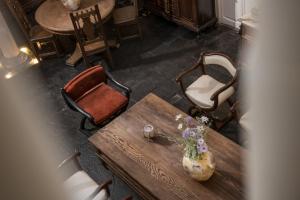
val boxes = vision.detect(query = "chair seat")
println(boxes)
[185,75,234,109]
[239,112,250,132]
[113,6,137,24]
[30,25,53,40]
[84,40,106,53]
[64,171,109,200]
[76,83,128,124]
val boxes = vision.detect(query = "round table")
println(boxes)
[35,0,116,66]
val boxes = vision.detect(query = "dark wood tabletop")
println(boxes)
[89,93,245,200]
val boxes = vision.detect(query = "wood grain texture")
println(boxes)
[35,0,115,35]
[89,93,245,200]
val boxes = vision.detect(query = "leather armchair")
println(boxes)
[61,65,131,134]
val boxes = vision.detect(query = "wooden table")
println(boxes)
[89,93,244,200]
[35,0,115,66]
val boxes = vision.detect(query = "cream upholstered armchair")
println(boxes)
[58,151,132,200]
[176,52,238,129]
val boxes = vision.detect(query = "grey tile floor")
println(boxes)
[11,14,242,200]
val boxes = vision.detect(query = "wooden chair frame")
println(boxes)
[58,151,132,200]
[61,69,131,135]
[70,5,113,68]
[114,0,142,40]
[176,52,238,129]
[5,0,61,61]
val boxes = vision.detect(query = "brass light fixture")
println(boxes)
[0,5,38,80]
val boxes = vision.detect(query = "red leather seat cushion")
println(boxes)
[76,83,128,124]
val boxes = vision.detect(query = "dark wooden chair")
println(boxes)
[113,0,142,40]
[5,0,61,61]
[58,151,132,200]
[70,5,113,68]
[176,52,238,130]
[61,65,131,135]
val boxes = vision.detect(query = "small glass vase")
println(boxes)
[182,151,216,181]
[61,0,81,11]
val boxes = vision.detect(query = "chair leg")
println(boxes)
[29,42,41,61]
[116,25,122,42]
[79,117,93,137]
[137,19,143,39]
[80,117,87,130]
[227,99,234,107]
[188,106,199,117]
[82,52,90,68]
[52,35,62,57]
[105,47,114,70]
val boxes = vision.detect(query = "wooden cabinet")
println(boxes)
[145,0,217,32]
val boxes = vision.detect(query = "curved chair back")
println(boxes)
[202,53,237,77]
[64,66,107,101]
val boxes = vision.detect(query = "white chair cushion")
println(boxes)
[239,112,250,132]
[64,170,109,200]
[185,75,235,109]
[204,54,236,77]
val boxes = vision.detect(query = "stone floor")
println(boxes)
[11,14,242,200]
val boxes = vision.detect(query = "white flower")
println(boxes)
[197,125,205,132]
[197,138,205,146]
[177,123,183,130]
[175,114,183,121]
[190,130,196,137]
[200,116,209,123]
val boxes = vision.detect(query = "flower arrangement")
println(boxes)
[176,114,210,160]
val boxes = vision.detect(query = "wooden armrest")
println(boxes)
[106,71,131,98]
[61,89,94,121]
[210,74,238,104]
[175,57,203,83]
[57,151,80,169]
[98,179,113,191]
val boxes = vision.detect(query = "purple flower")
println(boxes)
[197,142,208,154]
[200,145,208,153]
[182,128,190,139]
[185,116,196,128]
[197,138,205,146]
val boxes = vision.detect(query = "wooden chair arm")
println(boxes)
[210,74,238,104]
[61,89,94,121]
[96,179,113,198]
[98,179,113,191]
[106,71,131,98]
[57,151,81,169]
[97,180,132,200]
[175,57,203,83]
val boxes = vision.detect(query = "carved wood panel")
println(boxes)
[145,0,217,32]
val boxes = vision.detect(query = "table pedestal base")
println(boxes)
[65,40,120,67]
